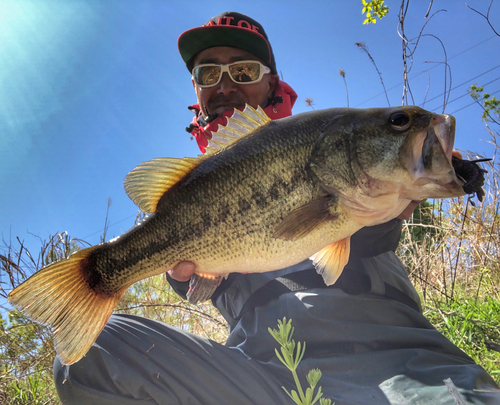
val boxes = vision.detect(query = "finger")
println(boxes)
[168,261,196,282]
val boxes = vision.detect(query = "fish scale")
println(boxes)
[9,105,476,365]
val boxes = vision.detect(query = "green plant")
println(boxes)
[269,318,334,405]
[469,84,500,123]
[6,368,58,405]
[1,310,60,404]
[423,292,500,384]
[361,0,389,24]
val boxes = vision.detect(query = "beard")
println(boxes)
[205,94,247,115]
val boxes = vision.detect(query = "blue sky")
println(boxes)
[0,0,499,269]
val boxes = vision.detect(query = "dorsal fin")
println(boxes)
[124,105,271,212]
[205,104,271,155]
[124,157,198,213]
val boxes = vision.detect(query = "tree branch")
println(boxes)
[467,1,500,37]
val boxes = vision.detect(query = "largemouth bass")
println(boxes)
[9,105,475,365]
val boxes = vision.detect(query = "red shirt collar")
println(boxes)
[186,80,297,153]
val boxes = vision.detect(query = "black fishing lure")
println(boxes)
[451,156,491,203]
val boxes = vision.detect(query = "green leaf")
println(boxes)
[312,386,324,404]
[283,387,301,405]
[305,387,314,404]
[307,368,322,388]
[291,389,302,404]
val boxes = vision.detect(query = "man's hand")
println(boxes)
[169,202,423,279]
[169,151,462,276]
[168,261,196,282]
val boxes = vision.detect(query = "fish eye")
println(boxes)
[389,112,411,131]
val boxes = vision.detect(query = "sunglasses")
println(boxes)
[192,60,271,88]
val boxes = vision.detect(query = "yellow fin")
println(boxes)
[205,104,271,155]
[310,237,351,285]
[124,157,198,213]
[273,197,337,242]
[7,246,126,365]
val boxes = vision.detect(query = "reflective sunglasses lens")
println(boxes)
[229,62,261,83]
[194,65,221,86]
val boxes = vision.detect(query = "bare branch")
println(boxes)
[467,1,500,37]
[424,0,434,18]
[339,69,349,107]
[423,33,452,113]
[355,42,391,106]
[398,1,447,105]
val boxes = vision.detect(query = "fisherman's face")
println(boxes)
[192,46,279,117]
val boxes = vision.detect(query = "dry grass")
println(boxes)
[0,233,90,404]
[398,138,500,383]
[401,150,499,303]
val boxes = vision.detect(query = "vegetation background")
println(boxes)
[1,1,499,404]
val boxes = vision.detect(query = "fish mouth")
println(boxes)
[410,113,465,198]
[424,114,454,170]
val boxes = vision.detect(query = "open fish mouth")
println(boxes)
[429,112,490,202]
[412,112,490,202]
[409,113,463,198]
[422,114,455,175]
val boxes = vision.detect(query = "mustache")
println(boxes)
[206,94,246,111]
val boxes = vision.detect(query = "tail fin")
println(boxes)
[7,246,125,365]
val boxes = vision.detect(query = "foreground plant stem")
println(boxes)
[268,317,334,405]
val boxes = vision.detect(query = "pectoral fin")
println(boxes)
[273,197,338,242]
[310,237,351,285]
[187,273,224,304]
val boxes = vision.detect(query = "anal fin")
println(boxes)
[187,273,223,304]
[310,237,351,285]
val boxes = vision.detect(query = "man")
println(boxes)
[54,12,499,405]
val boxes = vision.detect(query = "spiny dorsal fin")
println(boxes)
[124,157,198,213]
[205,104,271,155]
[124,105,270,211]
